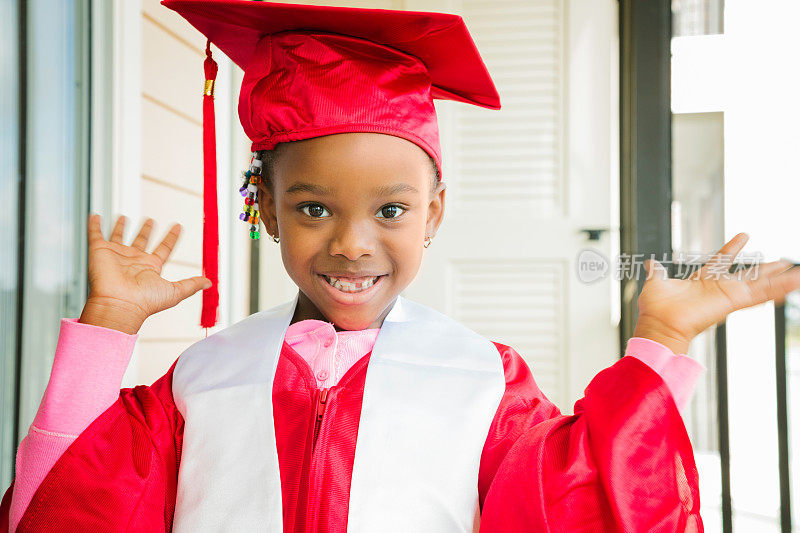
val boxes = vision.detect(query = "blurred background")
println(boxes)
[2,0,800,530]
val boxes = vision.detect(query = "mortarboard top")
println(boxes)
[160,0,501,328]
[161,0,500,109]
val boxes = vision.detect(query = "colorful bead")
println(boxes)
[242,155,266,238]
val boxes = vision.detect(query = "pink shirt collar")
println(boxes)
[284,319,380,388]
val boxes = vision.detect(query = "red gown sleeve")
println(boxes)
[478,343,701,533]
[0,361,184,533]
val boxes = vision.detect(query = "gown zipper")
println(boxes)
[305,387,330,531]
[312,387,329,451]
[290,348,370,532]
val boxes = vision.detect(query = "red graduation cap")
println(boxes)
[161,0,501,328]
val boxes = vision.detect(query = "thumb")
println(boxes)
[172,276,213,303]
[645,258,668,281]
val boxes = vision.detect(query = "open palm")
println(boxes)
[85,214,211,326]
[637,233,800,345]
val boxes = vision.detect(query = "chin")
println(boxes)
[328,311,375,331]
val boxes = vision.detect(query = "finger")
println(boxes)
[152,223,181,264]
[740,259,795,281]
[731,260,789,281]
[109,215,127,244]
[705,233,748,269]
[696,232,749,279]
[749,265,800,306]
[87,213,106,246]
[170,276,212,305]
[131,218,155,252]
[644,258,669,281]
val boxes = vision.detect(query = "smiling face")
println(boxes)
[257,132,446,331]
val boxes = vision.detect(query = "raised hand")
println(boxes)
[633,233,800,354]
[78,214,212,334]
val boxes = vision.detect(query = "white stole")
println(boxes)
[171,294,505,532]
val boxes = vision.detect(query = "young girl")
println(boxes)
[3,1,800,531]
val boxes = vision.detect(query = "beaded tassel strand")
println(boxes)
[239,151,262,239]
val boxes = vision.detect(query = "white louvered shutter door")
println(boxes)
[403,0,619,407]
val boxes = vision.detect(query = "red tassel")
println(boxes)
[201,40,219,328]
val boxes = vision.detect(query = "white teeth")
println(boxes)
[324,276,379,293]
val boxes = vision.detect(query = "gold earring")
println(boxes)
[424,236,432,248]
[271,234,280,243]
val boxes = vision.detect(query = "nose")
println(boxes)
[328,217,375,260]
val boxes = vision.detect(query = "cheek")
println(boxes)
[386,226,425,277]
[279,223,320,263]
[278,235,318,288]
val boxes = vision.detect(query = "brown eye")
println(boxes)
[300,204,330,218]
[377,205,405,219]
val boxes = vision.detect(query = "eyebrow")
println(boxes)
[285,182,333,195]
[284,182,419,196]
[373,183,419,196]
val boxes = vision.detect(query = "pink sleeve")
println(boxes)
[9,318,136,532]
[624,336,705,411]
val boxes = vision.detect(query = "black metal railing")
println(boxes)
[775,300,793,532]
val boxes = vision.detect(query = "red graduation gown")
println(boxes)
[0,341,701,532]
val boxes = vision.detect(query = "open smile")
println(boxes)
[317,273,386,305]
[322,274,380,292]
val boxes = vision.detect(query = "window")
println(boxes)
[672,0,724,36]
[0,0,22,489]
[0,0,91,486]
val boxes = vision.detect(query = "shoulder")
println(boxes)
[172,299,297,399]
[490,341,526,370]
[406,302,541,391]
[490,342,540,385]
[487,341,558,409]
[392,297,506,372]
[394,297,497,346]
[396,298,538,372]
[173,312,264,369]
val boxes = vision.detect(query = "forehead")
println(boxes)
[272,133,432,192]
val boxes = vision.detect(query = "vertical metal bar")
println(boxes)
[249,238,260,315]
[10,0,28,481]
[716,322,733,533]
[618,0,673,350]
[775,303,792,532]
[73,0,91,319]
